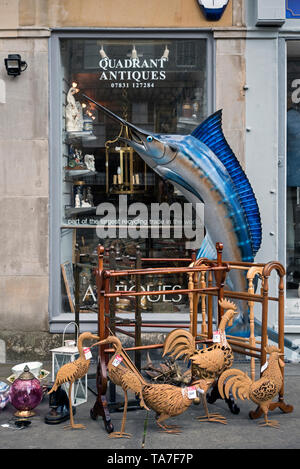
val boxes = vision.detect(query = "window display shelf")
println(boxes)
[64,168,96,177]
[65,207,97,217]
[65,130,97,143]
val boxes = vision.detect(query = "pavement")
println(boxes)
[0,358,299,452]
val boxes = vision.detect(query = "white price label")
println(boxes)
[182,386,199,399]
[187,386,197,399]
[213,331,221,343]
[112,354,123,367]
[261,361,269,373]
[83,347,92,360]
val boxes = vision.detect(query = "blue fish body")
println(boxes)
[153,133,255,264]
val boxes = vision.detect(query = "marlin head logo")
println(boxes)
[83,94,262,334]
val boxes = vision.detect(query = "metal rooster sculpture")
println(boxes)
[218,345,285,428]
[163,299,238,424]
[48,331,99,430]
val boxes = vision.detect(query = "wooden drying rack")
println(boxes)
[90,242,293,433]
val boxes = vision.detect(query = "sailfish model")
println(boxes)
[82,94,262,333]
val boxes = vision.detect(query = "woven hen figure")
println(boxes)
[95,335,212,435]
[48,331,99,429]
[218,345,285,428]
[94,335,149,439]
[163,299,238,424]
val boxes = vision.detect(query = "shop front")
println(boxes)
[49,32,213,332]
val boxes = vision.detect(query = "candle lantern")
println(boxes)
[50,323,87,407]
[9,366,43,417]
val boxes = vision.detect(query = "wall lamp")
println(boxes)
[4,54,28,77]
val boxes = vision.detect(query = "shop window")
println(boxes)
[287,43,300,301]
[58,38,207,316]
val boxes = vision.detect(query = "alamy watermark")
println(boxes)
[291,79,300,104]
[94,195,203,249]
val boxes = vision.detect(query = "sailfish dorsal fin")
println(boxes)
[191,110,262,257]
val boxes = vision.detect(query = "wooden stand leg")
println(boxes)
[90,357,114,434]
[90,396,114,433]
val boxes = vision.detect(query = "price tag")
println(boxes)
[112,354,123,367]
[187,386,197,399]
[261,361,269,373]
[213,331,221,343]
[83,347,92,360]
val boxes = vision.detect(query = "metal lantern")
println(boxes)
[50,323,87,407]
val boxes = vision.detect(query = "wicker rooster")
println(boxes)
[162,299,238,424]
[218,345,285,428]
[95,335,216,435]
[48,331,99,430]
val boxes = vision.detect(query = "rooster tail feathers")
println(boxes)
[163,329,195,359]
[218,368,251,400]
[171,344,193,361]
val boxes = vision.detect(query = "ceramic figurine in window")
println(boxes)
[75,193,81,208]
[81,187,92,208]
[75,186,83,207]
[84,154,95,172]
[68,145,77,168]
[66,86,83,132]
[86,187,94,207]
[74,149,85,167]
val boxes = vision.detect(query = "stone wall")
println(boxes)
[0,35,49,352]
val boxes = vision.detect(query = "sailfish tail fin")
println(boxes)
[197,233,217,260]
[191,110,262,258]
